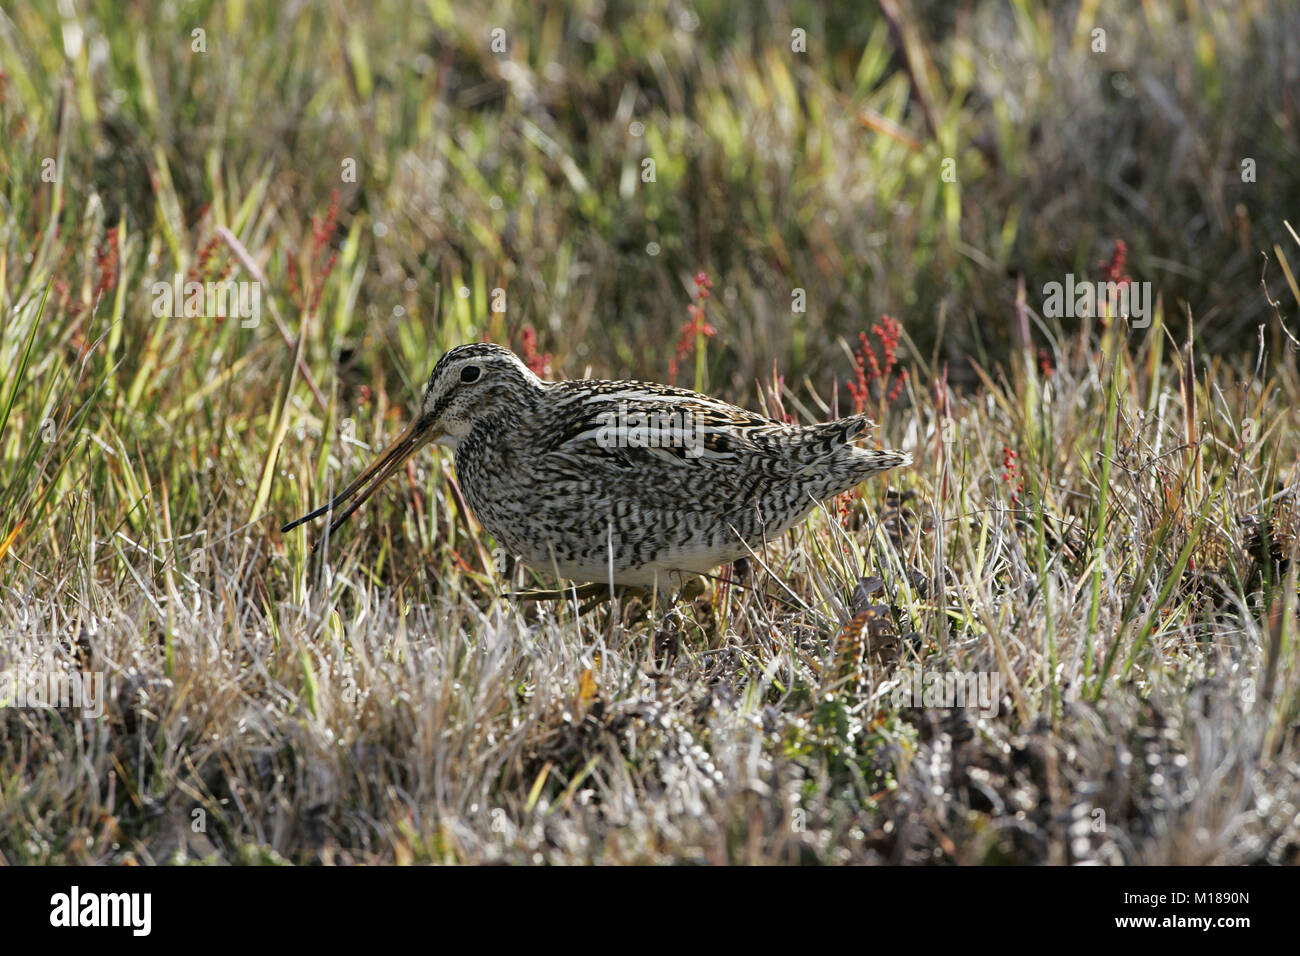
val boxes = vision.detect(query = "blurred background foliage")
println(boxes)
[1,0,1297,399]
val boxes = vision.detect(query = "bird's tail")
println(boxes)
[853,446,912,471]
[809,414,908,459]
[810,413,911,478]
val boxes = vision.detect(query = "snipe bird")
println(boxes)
[282,343,910,587]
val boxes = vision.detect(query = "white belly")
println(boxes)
[520,540,750,587]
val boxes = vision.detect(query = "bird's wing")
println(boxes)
[544,383,777,455]
[531,382,787,506]
[528,383,890,512]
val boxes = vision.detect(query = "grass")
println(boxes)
[1,0,1298,863]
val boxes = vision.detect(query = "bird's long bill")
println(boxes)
[280,417,436,540]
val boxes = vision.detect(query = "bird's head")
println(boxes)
[417,342,544,449]
[280,342,544,540]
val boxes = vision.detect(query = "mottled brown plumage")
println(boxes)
[283,343,910,586]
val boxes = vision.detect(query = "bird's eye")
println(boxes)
[460,365,481,384]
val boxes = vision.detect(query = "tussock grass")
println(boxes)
[1,0,1298,863]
